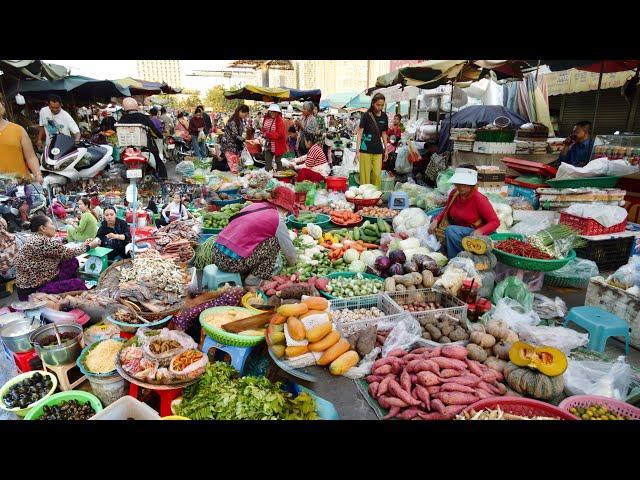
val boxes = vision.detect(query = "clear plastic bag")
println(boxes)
[313,189,329,206]
[492,276,534,311]
[414,225,441,251]
[240,147,254,166]
[491,297,541,330]
[436,168,455,195]
[516,323,588,354]
[549,258,599,281]
[606,256,640,289]
[381,315,425,357]
[533,294,567,320]
[477,271,496,299]
[395,146,412,174]
[169,350,209,381]
[564,356,631,400]
[140,328,198,367]
[341,347,381,379]
[511,216,553,236]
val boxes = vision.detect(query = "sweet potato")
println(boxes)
[411,387,420,400]
[479,381,501,395]
[377,376,393,397]
[373,364,393,376]
[388,348,408,357]
[427,386,441,395]
[416,371,440,387]
[431,398,446,414]
[441,374,481,386]
[373,356,403,369]
[407,359,438,375]
[465,358,484,377]
[439,369,462,379]
[441,345,468,361]
[443,405,467,417]
[365,375,384,384]
[441,383,477,394]
[410,374,417,384]
[415,385,431,412]
[383,406,401,420]
[400,370,412,393]
[436,391,478,405]
[402,353,422,363]
[481,369,501,384]
[426,347,442,358]
[389,380,421,406]
[496,382,507,395]
[377,396,391,409]
[411,347,431,354]
[416,411,449,420]
[430,356,468,370]
[368,382,380,398]
[397,408,421,420]
[386,396,411,408]
[476,389,492,399]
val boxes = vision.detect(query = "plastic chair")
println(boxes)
[202,264,242,291]
[201,336,254,374]
[388,191,409,210]
[563,306,630,354]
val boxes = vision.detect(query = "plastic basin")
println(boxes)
[287,213,331,230]
[199,306,266,347]
[0,371,58,417]
[558,395,640,420]
[24,391,103,420]
[90,395,161,420]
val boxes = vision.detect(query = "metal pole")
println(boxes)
[534,60,541,81]
[131,178,137,259]
[446,81,455,162]
[592,61,605,136]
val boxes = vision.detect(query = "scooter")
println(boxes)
[0,183,47,231]
[41,134,113,187]
[168,135,193,162]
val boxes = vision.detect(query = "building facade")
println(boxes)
[293,61,390,95]
[136,60,182,88]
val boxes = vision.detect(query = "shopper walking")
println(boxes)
[188,108,207,159]
[221,105,250,174]
[295,101,319,156]
[0,100,43,182]
[261,104,286,172]
[159,107,174,135]
[355,93,389,188]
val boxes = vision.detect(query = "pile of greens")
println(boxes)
[175,362,319,420]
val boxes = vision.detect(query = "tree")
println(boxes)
[204,85,244,113]
[166,89,202,111]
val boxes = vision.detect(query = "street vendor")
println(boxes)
[555,120,594,168]
[15,215,99,300]
[211,186,297,287]
[428,165,500,259]
[293,132,330,183]
[96,206,131,261]
[158,193,189,226]
[66,197,99,242]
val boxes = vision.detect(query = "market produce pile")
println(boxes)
[2,373,53,410]
[153,219,199,248]
[175,362,319,420]
[84,339,124,374]
[568,403,631,421]
[39,400,96,420]
[201,202,248,230]
[326,273,383,298]
[456,408,560,420]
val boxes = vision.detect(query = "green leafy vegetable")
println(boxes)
[175,362,319,420]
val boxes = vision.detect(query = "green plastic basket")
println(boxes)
[199,306,266,347]
[202,227,223,234]
[490,233,576,272]
[546,176,620,189]
[543,273,591,289]
[287,213,331,230]
[319,272,385,299]
[77,338,127,377]
[24,391,103,420]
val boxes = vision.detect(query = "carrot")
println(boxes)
[361,243,379,249]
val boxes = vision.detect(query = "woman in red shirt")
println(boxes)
[428,164,500,259]
[261,104,287,171]
[294,132,330,183]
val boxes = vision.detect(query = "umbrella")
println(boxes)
[10,75,130,102]
[343,93,372,110]
[224,85,321,104]
[114,77,180,96]
[320,92,360,109]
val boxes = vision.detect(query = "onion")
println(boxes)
[374,255,392,273]
[388,249,406,265]
[389,263,404,276]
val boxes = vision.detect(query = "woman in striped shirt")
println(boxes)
[294,132,330,183]
[261,104,286,171]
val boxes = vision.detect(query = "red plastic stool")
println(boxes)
[13,350,42,373]
[128,383,182,417]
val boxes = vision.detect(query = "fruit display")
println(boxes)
[350,218,391,244]
[39,400,96,420]
[364,345,507,420]
[266,298,360,375]
[359,206,399,218]
[2,373,53,409]
[569,404,632,421]
[326,274,384,298]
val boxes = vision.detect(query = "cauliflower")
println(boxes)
[306,223,323,240]
[299,234,316,248]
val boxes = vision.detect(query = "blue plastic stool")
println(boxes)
[202,264,242,291]
[388,191,409,210]
[563,306,630,354]
[201,336,254,374]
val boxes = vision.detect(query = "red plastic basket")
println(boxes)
[461,397,578,420]
[559,212,627,236]
[558,395,640,420]
[326,176,347,192]
[348,197,381,212]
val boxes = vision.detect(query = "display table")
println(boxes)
[452,151,558,173]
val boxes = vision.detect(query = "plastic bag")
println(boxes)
[342,347,381,379]
[477,271,496,299]
[240,147,254,166]
[381,315,425,357]
[175,160,195,177]
[517,323,588,354]
[413,225,441,251]
[563,204,628,228]
[564,356,631,400]
[556,157,639,179]
[607,256,640,289]
[169,350,209,381]
[140,328,198,367]
[395,146,412,174]
[532,294,567,321]
[551,258,599,281]
[491,297,541,330]
[313,189,329,206]
[436,168,455,195]
[446,257,481,282]
[511,216,553,236]
[492,276,534,311]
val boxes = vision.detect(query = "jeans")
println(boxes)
[191,136,206,158]
[444,225,474,259]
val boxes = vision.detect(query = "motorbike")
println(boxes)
[41,134,113,187]
[0,183,47,232]
[167,135,193,162]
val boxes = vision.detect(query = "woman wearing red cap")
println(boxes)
[211,186,297,286]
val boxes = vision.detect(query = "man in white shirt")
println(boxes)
[37,95,81,149]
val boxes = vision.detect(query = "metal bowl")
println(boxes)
[0,318,41,353]
[30,323,83,366]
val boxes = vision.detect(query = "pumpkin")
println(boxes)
[456,252,498,272]
[461,235,493,255]
[503,362,565,400]
[508,341,568,377]
[492,341,511,360]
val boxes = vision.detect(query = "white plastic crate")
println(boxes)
[329,293,407,337]
[115,123,148,147]
[90,395,161,420]
[384,288,468,325]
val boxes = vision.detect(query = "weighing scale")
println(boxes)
[83,247,114,277]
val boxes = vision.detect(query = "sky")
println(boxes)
[45,60,231,80]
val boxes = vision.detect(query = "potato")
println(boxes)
[438,336,451,344]
[449,328,468,342]
[440,323,454,337]
[422,331,432,340]
[424,324,442,341]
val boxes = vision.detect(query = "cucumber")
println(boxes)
[363,227,378,237]
[377,217,389,233]
[361,234,379,243]
[362,221,370,228]
[353,228,360,241]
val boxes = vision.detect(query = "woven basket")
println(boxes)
[199,306,266,347]
[558,395,640,420]
[491,233,576,272]
[462,397,578,420]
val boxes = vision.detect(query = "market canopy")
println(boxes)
[0,60,69,82]
[224,85,321,104]
[8,75,131,103]
[319,91,360,109]
[114,77,181,95]
[533,60,640,73]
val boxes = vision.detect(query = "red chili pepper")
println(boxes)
[495,239,552,260]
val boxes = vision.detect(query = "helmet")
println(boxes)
[122,97,139,111]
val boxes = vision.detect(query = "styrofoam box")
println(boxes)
[90,395,161,420]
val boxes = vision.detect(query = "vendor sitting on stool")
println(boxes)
[428,165,500,259]
[293,132,331,183]
[211,186,297,287]
[96,206,131,261]
[15,215,99,300]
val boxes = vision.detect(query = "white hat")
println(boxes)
[267,104,281,113]
[449,167,478,186]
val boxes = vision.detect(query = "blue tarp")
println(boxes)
[438,105,528,153]
[10,75,131,102]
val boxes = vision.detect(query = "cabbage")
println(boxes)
[348,260,367,273]
[425,251,448,267]
[360,249,383,268]
[299,235,316,247]
[399,237,420,251]
[404,247,431,261]
[343,248,360,264]
[306,223,322,240]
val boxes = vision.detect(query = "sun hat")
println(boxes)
[267,104,282,114]
[267,186,298,216]
[449,167,478,186]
